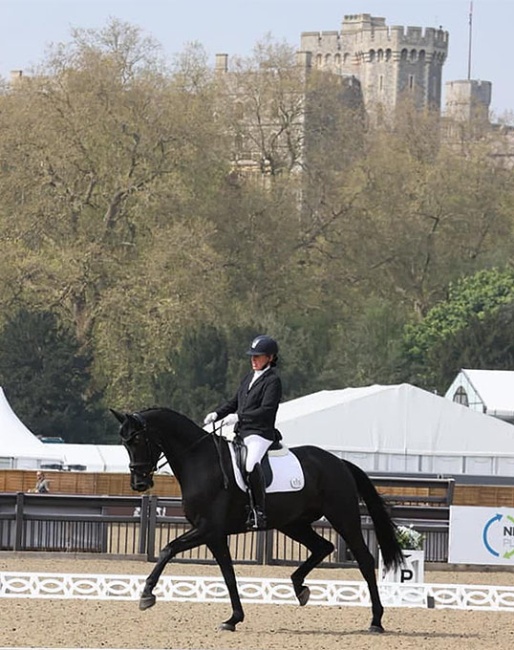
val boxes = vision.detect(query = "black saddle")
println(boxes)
[232,430,283,488]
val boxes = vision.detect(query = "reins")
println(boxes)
[209,422,230,490]
[128,411,230,489]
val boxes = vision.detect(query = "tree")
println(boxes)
[318,297,408,390]
[294,103,514,319]
[423,301,514,394]
[217,37,307,177]
[0,21,231,406]
[153,324,229,422]
[401,267,514,391]
[0,308,112,442]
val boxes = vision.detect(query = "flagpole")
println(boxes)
[467,1,473,80]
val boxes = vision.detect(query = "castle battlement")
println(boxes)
[302,24,448,53]
[299,13,449,115]
[341,15,447,43]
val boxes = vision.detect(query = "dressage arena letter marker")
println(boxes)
[400,569,414,583]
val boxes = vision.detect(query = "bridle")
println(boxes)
[122,412,165,478]
[122,410,230,489]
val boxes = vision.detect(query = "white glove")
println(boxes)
[203,411,218,425]
[221,413,238,427]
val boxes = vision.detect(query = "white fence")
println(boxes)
[1,572,514,611]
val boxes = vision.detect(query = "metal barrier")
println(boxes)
[0,492,449,564]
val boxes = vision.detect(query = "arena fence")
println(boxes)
[0,492,449,565]
[2,572,514,611]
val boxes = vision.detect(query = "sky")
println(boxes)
[1,0,512,117]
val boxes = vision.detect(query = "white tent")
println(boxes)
[445,369,514,423]
[0,388,64,470]
[276,383,514,477]
[58,443,129,473]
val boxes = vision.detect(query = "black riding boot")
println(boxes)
[245,464,267,530]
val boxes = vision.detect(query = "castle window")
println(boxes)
[379,75,384,92]
[316,54,323,67]
[376,103,385,126]
[234,134,243,152]
[369,49,376,62]
[325,53,331,66]
[334,53,341,67]
[343,52,350,64]
[409,75,414,90]
[419,50,426,62]
[385,49,392,61]
[410,49,417,62]
[401,49,408,61]
[377,49,384,62]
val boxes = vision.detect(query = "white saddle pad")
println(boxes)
[228,443,305,493]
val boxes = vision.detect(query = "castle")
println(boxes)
[299,13,496,123]
[217,12,493,124]
[299,13,449,116]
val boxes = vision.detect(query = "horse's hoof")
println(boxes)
[369,625,385,634]
[218,622,236,632]
[139,594,156,610]
[298,586,310,607]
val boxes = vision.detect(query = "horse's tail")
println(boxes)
[343,459,403,570]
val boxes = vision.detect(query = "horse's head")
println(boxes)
[110,409,161,492]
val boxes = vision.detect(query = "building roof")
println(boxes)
[460,369,514,418]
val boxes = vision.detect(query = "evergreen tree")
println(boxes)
[0,308,112,442]
[154,324,229,422]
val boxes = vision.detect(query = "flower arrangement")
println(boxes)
[395,525,424,550]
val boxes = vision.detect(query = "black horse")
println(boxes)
[111,407,403,633]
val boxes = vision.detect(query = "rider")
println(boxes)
[204,334,282,529]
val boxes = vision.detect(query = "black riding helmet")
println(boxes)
[246,335,279,357]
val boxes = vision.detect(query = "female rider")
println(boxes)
[204,334,282,529]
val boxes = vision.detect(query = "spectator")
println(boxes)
[30,471,50,493]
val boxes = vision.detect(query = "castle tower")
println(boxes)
[444,79,492,123]
[300,14,449,118]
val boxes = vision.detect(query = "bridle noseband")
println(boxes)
[122,410,229,487]
[123,412,162,478]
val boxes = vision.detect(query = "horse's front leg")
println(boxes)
[207,536,244,632]
[140,526,206,610]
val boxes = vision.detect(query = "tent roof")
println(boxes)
[460,369,514,416]
[277,383,514,457]
[60,443,128,473]
[0,388,63,464]
[278,385,392,419]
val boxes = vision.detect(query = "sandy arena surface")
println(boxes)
[1,554,514,649]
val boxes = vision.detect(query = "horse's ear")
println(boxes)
[110,408,126,424]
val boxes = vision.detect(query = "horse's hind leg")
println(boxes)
[279,523,335,606]
[325,509,385,633]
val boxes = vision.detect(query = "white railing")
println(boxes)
[1,572,514,611]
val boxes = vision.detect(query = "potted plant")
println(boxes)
[378,525,425,583]
[395,525,424,551]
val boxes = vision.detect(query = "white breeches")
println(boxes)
[244,435,273,473]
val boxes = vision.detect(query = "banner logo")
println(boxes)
[482,513,514,559]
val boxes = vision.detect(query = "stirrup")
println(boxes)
[246,507,267,530]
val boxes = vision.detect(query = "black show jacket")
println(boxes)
[215,367,282,441]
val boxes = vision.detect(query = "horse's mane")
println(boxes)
[139,406,203,432]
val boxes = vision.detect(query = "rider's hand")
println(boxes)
[203,411,218,425]
[221,413,238,427]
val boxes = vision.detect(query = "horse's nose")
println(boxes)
[132,476,154,492]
